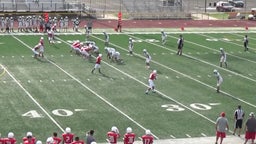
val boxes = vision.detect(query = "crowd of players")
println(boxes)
[0,126,154,144]
[0,15,81,33]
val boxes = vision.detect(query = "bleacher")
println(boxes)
[122,0,189,19]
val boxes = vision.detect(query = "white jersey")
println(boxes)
[214,72,223,86]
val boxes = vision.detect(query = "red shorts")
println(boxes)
[216,131,226,138]
[245,131,256,140]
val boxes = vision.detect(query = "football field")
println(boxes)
[0,29,256,143]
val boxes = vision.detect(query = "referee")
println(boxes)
[233,105,245,137]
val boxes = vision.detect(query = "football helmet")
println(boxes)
[145,129,151,135]
[8,132,14,138]
[65,127,71,133]
[126,127,132,133]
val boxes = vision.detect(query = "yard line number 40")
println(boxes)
[22,103,219,118]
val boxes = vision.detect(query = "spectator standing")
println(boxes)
[215,112,229,144]
[244,35,249,51]
[233,105,245,136]
[85,130,95,144]
[141,130,153,144]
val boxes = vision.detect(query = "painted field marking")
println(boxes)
[186,134,191,138]
[170,135,176,139]
[14,35,160,140]
[201,133,207,137]
[1,65,65,132]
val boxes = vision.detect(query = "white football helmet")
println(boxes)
[126,127,132,133]
[99,54,102,57]
[145,129,151,135]
[213,69,218,73]
[65,127,71,133]
[27,132,33,137]
[36,141,42,144]
[46,137,54,144]
[220,48,223,51]
[153,70,157,74]
[40,37,44,40]
[91,142,97,144]
[111,126,118,133]
[8,132,14,138]
[143,49,147,52]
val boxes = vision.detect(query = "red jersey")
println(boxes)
[107,131,119,144]
[71,140,84,144]
[123,133,136,144]
[141,135,153,144]
[0,138,5,144]
[95,56,101,64]
[62,133,74,144]
[81,46,91,52]
[149,73,156,80]
[53,137,62,144]
[4,138,16,144]
[22,137,36,144]
[34,44,41,50]
[72,42,80,48]
[39,39,44,46]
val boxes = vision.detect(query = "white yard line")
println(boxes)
[0,64,65,132]
[12,35,159,140]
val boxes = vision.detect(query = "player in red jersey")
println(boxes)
[62,127,74,144]
[141,130,153,144]
[123,127,135,144]
[80,45,92,59]
[70,40,81,54]
[145,70,157,94]
[91,54,102,74]
[46,137,55,144]
[0,134,4,144]
[107,126,120,144]
[22,132,36,144]
[4,132,16,144]
[71,137,84,144]
[52,132,62,144]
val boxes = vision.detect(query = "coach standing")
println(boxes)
[244,112,256,144]
[215,112,229,144]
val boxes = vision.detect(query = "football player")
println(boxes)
[70,40,81,54]
[4,132,16,144]
[143,49,151,69]
[213,69,223,93]
[141,130,153,144]
[219,48,227,68]
[107,126,120,144]
[145,70,157,94]
[176,35,184,56]
[123,127,135,144]
[128,38,134,55]
[22,132,37,144]
[161,30,167,45]
[32,43,41,58]
[71,137,84,144]
[91,54,102,74]
[39,37,45,58]
[244,35,249,51]
[52,132,62,144]
[48,29,54,44]
[62,127,74,144]
[103,31,109,47]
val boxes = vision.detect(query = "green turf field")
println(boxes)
[0,30,256,143]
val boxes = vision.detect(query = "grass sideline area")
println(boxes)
[0,28,256,144]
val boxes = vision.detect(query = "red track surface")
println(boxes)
[89,19,256,29]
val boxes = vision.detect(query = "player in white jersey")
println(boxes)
[161,30,167,45]
[47,29,54,44]
[128,37,134,55]
[103,31,109,46]
[143,49,151,69]
[104,47,116,59]
[243,35,249,51]
[213,69,223,93]
[219,48,227,68]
